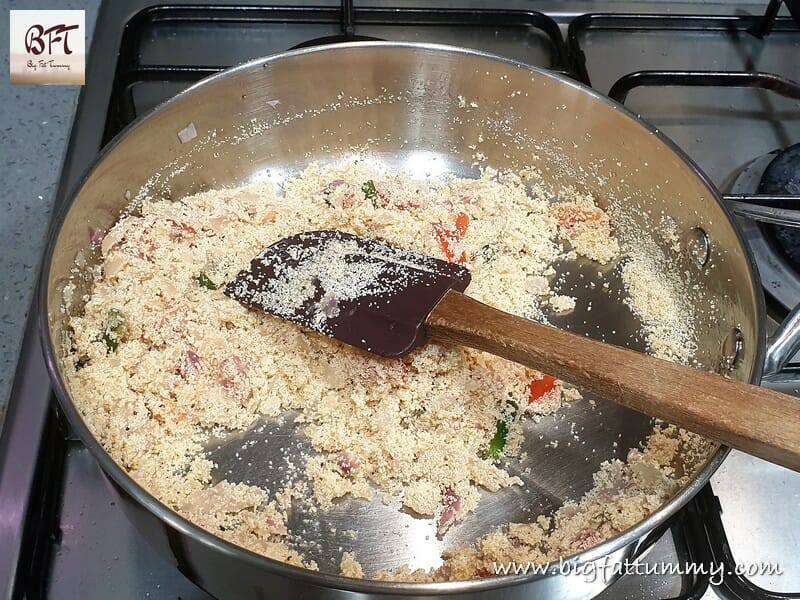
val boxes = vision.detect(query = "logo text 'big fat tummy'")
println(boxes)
[10,10,85,85]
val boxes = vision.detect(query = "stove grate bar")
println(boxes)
[668,493,713,600]
[745,0,800,39]
[607,71,800,104]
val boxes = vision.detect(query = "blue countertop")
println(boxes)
[0,1,100,413]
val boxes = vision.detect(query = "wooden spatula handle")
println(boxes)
[426,290,800,472]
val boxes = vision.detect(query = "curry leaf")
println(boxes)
[197,272,218,290]
[361,180,383,208]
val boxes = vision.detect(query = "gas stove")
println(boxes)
[1,1,800,599]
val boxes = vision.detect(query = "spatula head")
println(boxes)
[224,230,471,357]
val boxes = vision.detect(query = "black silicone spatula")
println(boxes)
[225,230,472,357]
[225,230,800,472]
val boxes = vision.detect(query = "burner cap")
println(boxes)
[759,143,800,270]
[759,142,800,199]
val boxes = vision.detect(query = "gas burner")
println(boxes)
[760,144,800,273]
[730,145,800,314]
[761,144,800,197]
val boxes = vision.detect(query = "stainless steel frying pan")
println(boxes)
[40,42,800,600]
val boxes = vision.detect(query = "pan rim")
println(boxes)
[39,40,763,595]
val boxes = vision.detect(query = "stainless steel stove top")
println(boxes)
[1,1,799,598]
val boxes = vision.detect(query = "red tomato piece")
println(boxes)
[528,375,557,403]
[455,212,470,237]
[432,212,470,264]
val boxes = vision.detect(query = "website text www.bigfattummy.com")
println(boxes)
[492,557,784,586]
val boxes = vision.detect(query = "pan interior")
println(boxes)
[204,153,657,572]
[45,44,760,577]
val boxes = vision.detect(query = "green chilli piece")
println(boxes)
[486,395,519,459]
[197,271,218,290]
[101,308,125,353]
[487,420,509,460]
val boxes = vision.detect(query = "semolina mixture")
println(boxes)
[65,160,712,580]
